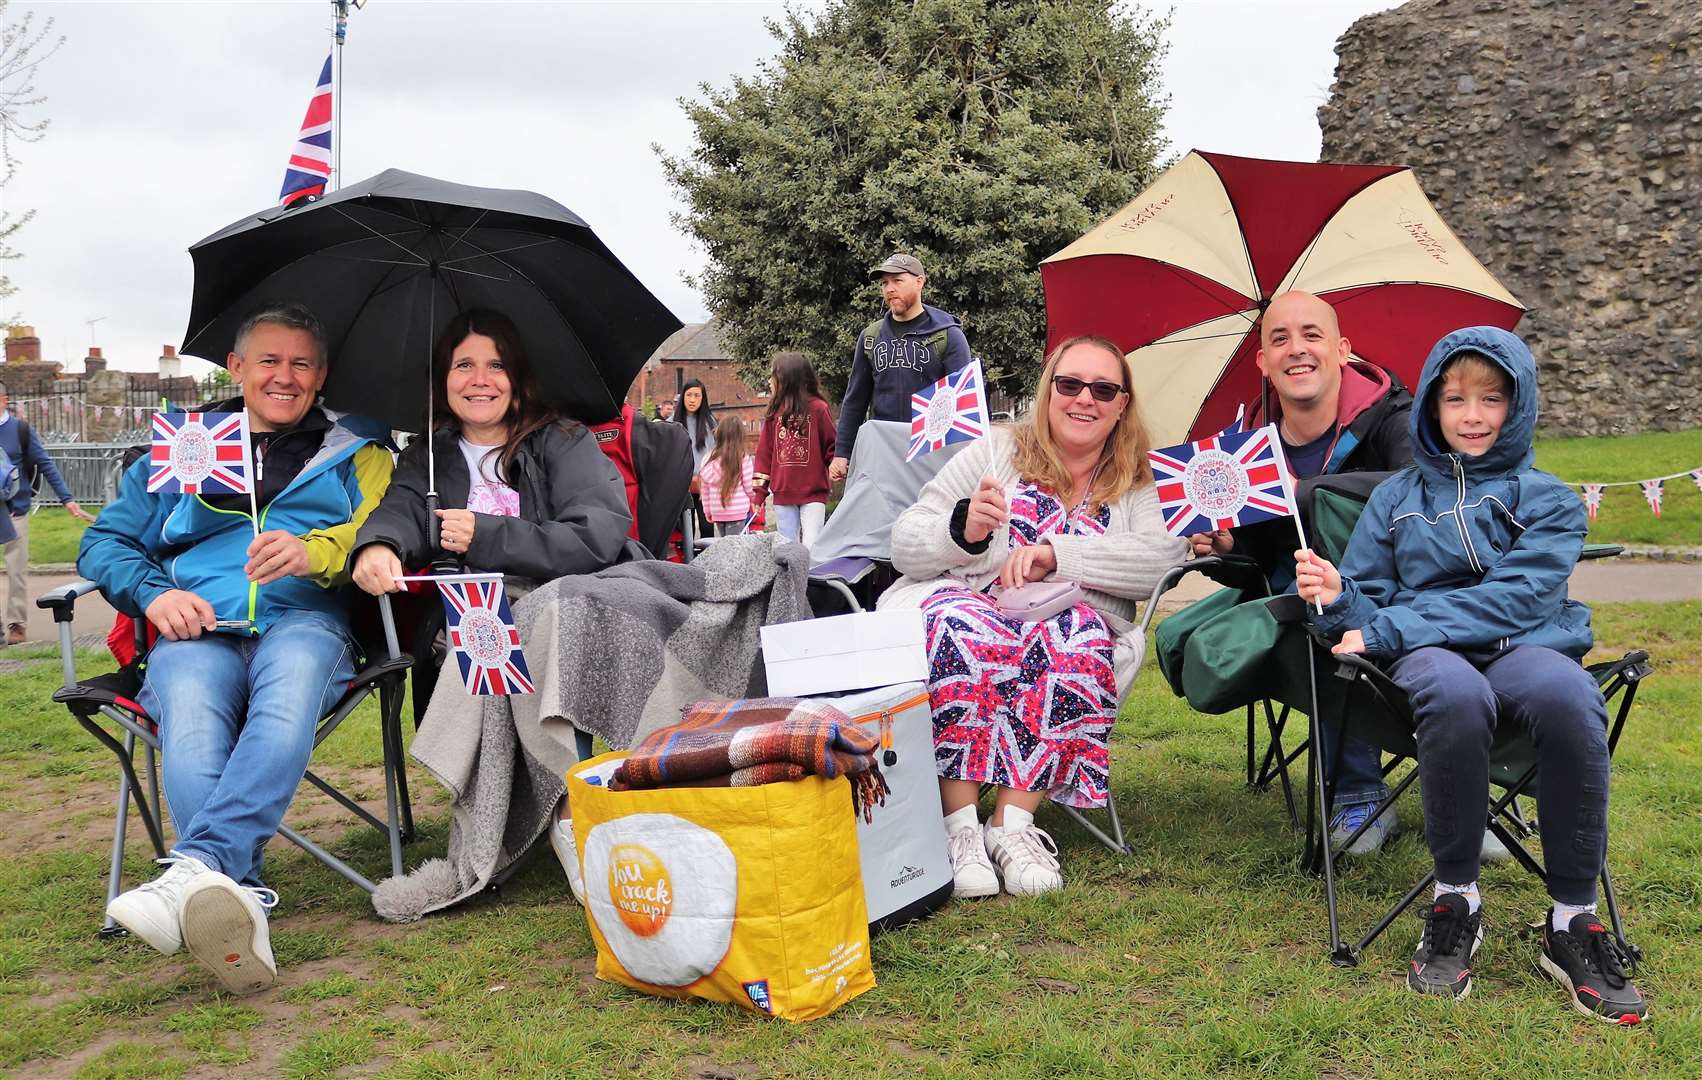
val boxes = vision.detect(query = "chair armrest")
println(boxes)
[1331,649,1386,685]
[36,578,103,621]
[1135,555,1268,636]
[346,653,414,696]
[1580,543,1622,561]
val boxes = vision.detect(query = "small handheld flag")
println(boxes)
[148,412,253,496]
[438,575,534,696]
[1149,424,1298,539]
[1690,469,1702,495]
[1580,483,1605,521]
[907,360,988,462]
[1217,403,1248,437]
[279,52,333,206]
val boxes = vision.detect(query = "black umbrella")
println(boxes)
[181,168,681,436]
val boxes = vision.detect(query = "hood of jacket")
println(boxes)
[1253,359,1395,434]
[1410,325,1537,485]
[886,303,961,338]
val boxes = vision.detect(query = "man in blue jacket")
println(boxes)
[78,302,393,995]
[829,253,972,482]
[0,381,95,644]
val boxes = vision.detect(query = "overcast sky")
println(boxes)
[5,0,1396,376]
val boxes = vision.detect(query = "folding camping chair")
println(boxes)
[1288,479,1652,968]
[39,583,416,936]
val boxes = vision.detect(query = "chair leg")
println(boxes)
[99,734,136,939]
[1058,793,1131,856]
[1245,703,1256,787]
[144,743,162,834]
[1357,868,1436,956]
[1599,864,1641,966]
[1303,648,1356,967]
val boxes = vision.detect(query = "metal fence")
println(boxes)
[29,443,136,507]
[5,373,227,445]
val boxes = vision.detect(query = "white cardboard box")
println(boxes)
[760,609,927,697]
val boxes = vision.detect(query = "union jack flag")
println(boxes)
[907,360,988,462]
[278,52,333,206]
[1640,479,1663,518]
[1217,403,1248,437]
[1148,423,1297,538]
[438,576,535,696]
[148,411,253,495]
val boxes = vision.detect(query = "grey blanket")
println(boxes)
[372,533,812,922]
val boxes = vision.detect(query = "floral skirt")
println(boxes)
[920,586,1117,809]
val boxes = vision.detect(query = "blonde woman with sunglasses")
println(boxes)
[880,336,1186,898]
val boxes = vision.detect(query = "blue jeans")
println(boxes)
[1390,645,1610,903]
[1317,724,1391,812]
[140,609,356,888]
[774,501,825,547]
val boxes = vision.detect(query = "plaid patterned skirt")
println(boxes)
[921,586,1116,808]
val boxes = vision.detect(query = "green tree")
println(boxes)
[0,3,61,318]
[660,0,1168,396]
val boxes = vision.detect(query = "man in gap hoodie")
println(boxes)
[830,252,972,480]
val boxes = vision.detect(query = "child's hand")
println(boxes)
[1332,629,1366,655]
[1293,548,1342,607]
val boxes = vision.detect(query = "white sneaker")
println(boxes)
[105,850,215,955]
[943,806,999,899]
[549,817,586,905]
[983,808,1063,896]
[179,874,278,995]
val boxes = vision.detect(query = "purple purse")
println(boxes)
[993,580,1085,622]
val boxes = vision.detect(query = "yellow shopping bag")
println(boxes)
[567,752,875,1021]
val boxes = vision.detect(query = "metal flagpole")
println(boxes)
[331,0,352,192]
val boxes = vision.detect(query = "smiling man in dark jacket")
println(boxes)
[1188,291,1414,857]
[829,253,972,481]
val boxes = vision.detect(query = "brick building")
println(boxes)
[629,320,770,426]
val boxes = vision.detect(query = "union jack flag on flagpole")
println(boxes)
[148,411,253,496]
[907,360,989,462]
[278,52,333,206]
[438,575,535,696]
[1148,423,1298,538]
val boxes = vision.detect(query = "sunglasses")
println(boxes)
[1050,375,1128,403]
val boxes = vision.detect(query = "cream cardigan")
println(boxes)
[877,428,1189,697]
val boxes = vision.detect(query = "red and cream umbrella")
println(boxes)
[1041,150,1525,445]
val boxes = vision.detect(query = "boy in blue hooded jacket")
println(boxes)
[1295,326,1645,1024]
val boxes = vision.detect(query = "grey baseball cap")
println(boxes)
[870,252,925,277]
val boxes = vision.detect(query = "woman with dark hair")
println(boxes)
[674,378,717,535]
[350,308,631,594]
[673,378,718,469]
[753,351,835,548]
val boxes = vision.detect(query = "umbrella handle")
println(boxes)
[424,490,463,574]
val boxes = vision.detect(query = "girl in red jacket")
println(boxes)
[753,351,835,548]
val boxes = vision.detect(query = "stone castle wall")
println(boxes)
[1318,0,1700,436]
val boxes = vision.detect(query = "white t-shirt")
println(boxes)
[459,438,520,518]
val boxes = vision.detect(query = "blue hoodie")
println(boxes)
[1314,326,1593,660]
[79,407,391,635]
[835,303,971,458]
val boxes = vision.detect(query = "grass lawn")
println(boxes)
[1532,427,1702,548]
[0,601,1697,1077]
[19,510,90,566]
